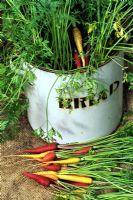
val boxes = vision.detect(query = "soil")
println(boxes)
[1,125,55,200]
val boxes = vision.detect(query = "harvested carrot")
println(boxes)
[22,171,51,187]
[22,143,57,153]
[57,174,93,184]
[74,50,82,68]
[34,171,58,181]
[41,164,61,171]
[70,182,90,187]
[37,151,56,162]
[40,174,58,181]
[41,157,80,165]
[72,27,85,67]
[71,146,92,155]
[34,171,92,183]
[35,171,58,181]
[34,171,57,175]
[18,151,50,159]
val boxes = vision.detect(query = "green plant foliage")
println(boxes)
[2,0,132,70]
[128,73,133,90]
[32,128,62,142]
[55,121,133,200]
[2,0,77,69]
[2,0,53,68]
[0,40,35,142]
[56,69,102,109]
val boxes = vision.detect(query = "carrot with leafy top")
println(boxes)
[71,146,92,155]
[57,174,93,184]
[34,171,93,184]
[41,157,81,165]
[72,27,85,67]
[34,171,58,181]
[17,151,50,159]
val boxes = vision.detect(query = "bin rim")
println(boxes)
[37,52,121,75]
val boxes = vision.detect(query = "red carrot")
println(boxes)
[41,164,61,171]
[71,146,92,155]
[22,143,57,153]
[71,182,90,187]
[74,50,82,68]
[22,171,51,187]
[37,151,56,162]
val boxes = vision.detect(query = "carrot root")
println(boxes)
[22,143,57,153]
[22,171,51,187]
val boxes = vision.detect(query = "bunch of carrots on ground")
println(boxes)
[20,143,93,189]
[3,121,133,200]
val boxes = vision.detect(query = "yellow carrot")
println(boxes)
[34,171,92,183]
[42,157,81,165]
[43,174,58,181]
[72,27,85,67]
[39,174,58,181]
[18,151,50,159]
[57,174,93,184]
[34,171,58,181]
[34,171,57,175]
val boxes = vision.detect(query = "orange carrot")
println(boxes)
[71,146,92,155]
[22,143,57,153]
[37,151,56,162]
